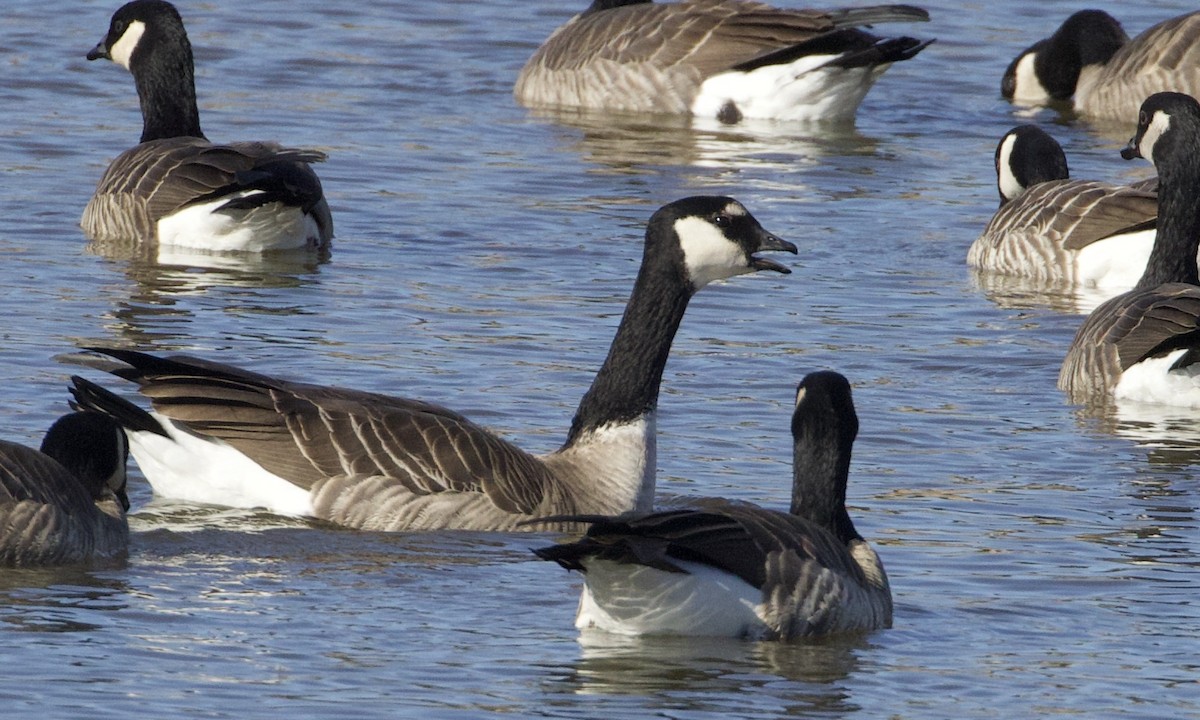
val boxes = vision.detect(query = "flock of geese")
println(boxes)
[3,0,1200,642]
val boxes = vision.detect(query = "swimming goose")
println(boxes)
[1001,10,1200,121]
[1059,93,1200,406]
[969,124,1159,290]
[1,413,130,566]
[533,370,891,640]
[515,1,933,123]
[83,0,333,252]
[68,196,797,531]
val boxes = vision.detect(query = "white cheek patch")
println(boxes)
[1139,111,1171,164]
[996,132,1024,201]
[1010,52,1050,103]
[109,20,146,70]
[676,216,747,288]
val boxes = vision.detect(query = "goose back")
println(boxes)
[1059,92,1200,404]
[515,1,931,120]
[69,197,796,531]
[84,0,333,250]
[533,371,891,640]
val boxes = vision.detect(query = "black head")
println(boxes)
[646,196,796,291]
[40,412,130,512]
[995,125,1069,204]
[1121,92,1200,167]
[87,0,187,68]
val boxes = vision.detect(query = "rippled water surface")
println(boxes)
[1,0,1198,717]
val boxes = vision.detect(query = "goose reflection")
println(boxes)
[84,238,324,347]
[557,630,866,709]
[525,106,876,178]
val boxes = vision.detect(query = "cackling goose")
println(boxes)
[69,196,797,531]
[533,371,891,640]
[515,1,933,123]
[1002,10,1200,121]
[1,413,130,566]
[969,124,1159,291]
[83,0,333,252]
[1059,93,1200,406]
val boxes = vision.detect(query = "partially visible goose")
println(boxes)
[1001,10,1200,121]
[1059,92,1200,406]
[969,124,1159,291]
[533,371,891,640]
[83,0,333,252]
[68,196,797,531]
[1,413,130,566]
[515,1,933,123]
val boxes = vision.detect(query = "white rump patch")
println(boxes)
[1009,52,1050,104]
[575,558,767,638]
[996,132,1024,201]
[157,192,322,252]
[128,414,314,515]
[676,214,748,288]
[692,53,884,122]
[109,20,146,70]
[1114,350,1200,407]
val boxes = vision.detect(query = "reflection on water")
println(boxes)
[554,632,867,714]
[0,566,129,633]
[83,239,325,348]
[1077,399,1200,465]
[527,106,877,180]
[970,267,1115,315]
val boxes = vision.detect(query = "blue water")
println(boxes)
[0,0,1197,717]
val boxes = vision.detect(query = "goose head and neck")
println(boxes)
[995,125,1069,206]
[40,412,131,513]
[87,0,204,143]
[788,371,860,543]
[1121,92,1200,290]
[1001,10,1128,104]
[552,196,795,513]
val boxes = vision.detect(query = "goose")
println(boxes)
[1001,10,1200,121]
[67,196,797,531]
[515,1,933,123]
[532,370,891,640]
[1,413,130,566]
[968,124,1159,291]
[83,0,333,252]
[1059,92,1200,406]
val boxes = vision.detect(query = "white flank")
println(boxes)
[109,20,146,70]
[156,192,321,252]
[127,413,314,515]
[575,558,767,638]
[1009,51,1050,104]
[1114,350,1200,407]
[1075,228,1156,290]
[692,54,882,122]
[676,215,747,288]
[996,132,1024,202]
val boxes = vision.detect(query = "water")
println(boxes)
[1,0,1197,717]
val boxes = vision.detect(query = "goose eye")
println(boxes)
[713,214,731,228]
[1139,111,1148,126]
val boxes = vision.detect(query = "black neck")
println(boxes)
[564,255,691,445]
[585,0,651,15]
[789,414,859,543]
[133,22,204,142]
[1137,135,1200,289]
